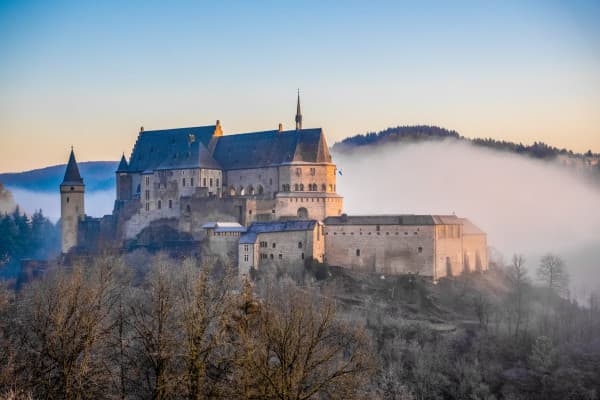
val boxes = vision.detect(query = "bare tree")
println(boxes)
[506,254,530,337]
[229,282,375,399]
[536,253,569,297]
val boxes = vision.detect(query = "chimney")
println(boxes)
[278,123,283,133]
[140,126,144,133]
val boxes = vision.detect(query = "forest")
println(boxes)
[0,251,599,400]
[333,125,600,162]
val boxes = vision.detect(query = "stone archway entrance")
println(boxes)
[297,207,308,219]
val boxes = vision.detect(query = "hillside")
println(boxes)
[0,161,118,192]
[333,125,600,172]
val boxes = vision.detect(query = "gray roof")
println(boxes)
[128,126,218,172]
[202,222,247,233]
[239,232,258,244]
[247,220,318,234]
[127,126,332,173]
[61,149,84,186]
[324,215,436,226]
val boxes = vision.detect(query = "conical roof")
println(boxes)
[116,154,129,172]
[61,149,84,185]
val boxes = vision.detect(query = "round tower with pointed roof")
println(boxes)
[60,148,85,253]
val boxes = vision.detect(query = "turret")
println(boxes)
[115,153,132,201]
[60,148,85,253]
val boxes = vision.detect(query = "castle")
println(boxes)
[60,95,488,280]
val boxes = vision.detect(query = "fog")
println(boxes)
[333,140,600,297]
[7,187,116,222]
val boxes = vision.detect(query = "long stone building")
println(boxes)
[60,95,488,279]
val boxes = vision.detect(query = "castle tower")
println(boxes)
[60,148,85,253]
[115,153,132,201]
[295,90,302,130]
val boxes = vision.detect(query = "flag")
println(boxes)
[338,169,343,176]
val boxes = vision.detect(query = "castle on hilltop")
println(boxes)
[60,95,488,280]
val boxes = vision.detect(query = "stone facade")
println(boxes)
[238,220,324,276]
[60,150,85,254]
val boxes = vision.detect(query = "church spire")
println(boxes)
[295,89,302,130]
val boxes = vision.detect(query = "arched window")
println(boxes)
[299,184,304,191]
[298,242,303,249]
[321,184,326,192]
[229,186,236,196]
[239,186,245,196]
[297,207,308,219]
[294,184,299,191]
[248,186,255,195]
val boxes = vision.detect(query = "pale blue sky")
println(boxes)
[1,0,599,171]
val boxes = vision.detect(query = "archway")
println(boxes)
[297,207,308,219]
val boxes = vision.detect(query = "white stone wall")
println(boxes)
[225,167,279,196]
[60,185,85,253]
[324,224,435,275]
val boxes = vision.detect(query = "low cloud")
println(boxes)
[334,140,600,297]
[7,187,116,222]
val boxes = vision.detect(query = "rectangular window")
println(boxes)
[278,254,283,260]
[203,178,207,186]
[296,167,302,176]
[145,202,149,211]
[244,254,249,262]
[272,243,276,248]
[216,178,220,187]
[182,178,186,187]
[145,190,150,201]
[168,199,172,208]
[191,178,194,186]
[244,245,249,252]
[210,178,213,187]
[356,249,361,256]
[145,176,150,185]
[418,246,423,253]
[310,167,316,176]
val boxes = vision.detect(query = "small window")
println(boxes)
[182,178,186,187]
[270,254,274,260]
[169,199,173,208]
[356,249,361,256]
[66,197,69,203]
[244,245,249,251]
[191,178,194,186]
[298,242,303,249]
[216,179,220,187]
[244,254,249,262]
[157,200,162,209]
[203,178,207,186]
[301,252,305,260]
[418,246,423,253]
[272,243,276,248]
[278,254,283,260]
[186,204,191,212]
[145,202,150,211]
[210,178,213,187]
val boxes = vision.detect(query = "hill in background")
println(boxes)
[0,161,119,193]
[333,125,600,174]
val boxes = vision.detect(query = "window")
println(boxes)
[191,178,194,186]
[270,254,274,260]
[182,178,186,187]
[244,245,249,251]
[301,252,305,260]
[376,225,380,232]
[278,254,283,260]
[216,179,220,187]
[145,176,150,185]
[203,178,207,186]
[321,184,326,192]
[169,199,172,208]
[272,243,276,248]
[294,184,299,191]
[157,200,162,209]
[356,249,361,256]
[145,202,150,211]
[299,183,304,191]
[145,190,150,201]
[296,167,302,176]
[260,241,267,248]
[298,242,303,249]
[269,178,273,185]
[418,246,423,253]
[186,204,191,212]
[210,178,213,187]
[66,197,69,203]
[310,167,316,176]
[244,254,249,262]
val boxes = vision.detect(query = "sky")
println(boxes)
[1,0,599,172]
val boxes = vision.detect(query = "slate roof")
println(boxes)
[324,215,436,226]
[61,149,84,185]
[239,232,258,244]
[127,126,332,173]
[127,126,218,172]
[213,128,331,170]
[116,154,129,172]
[247,220,318,233]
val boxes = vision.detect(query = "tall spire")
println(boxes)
[295,89,302,130]
[62,148,84,185]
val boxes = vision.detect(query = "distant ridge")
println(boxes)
[0,161,119,192]
[333,125,600,161]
